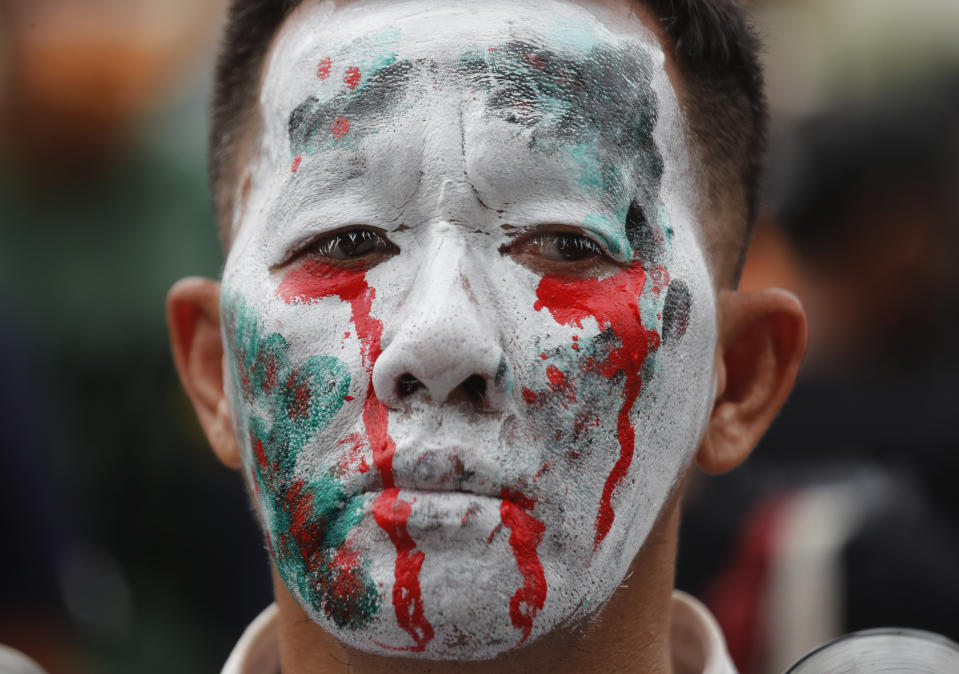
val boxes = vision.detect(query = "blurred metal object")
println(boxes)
[785,628,959,673]
[0,645,47,674]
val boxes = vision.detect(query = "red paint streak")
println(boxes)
[534,264,665,550]
[253,437,269,471]
[539,353,548,360]
[287,372,312,419]
[344,395,355,401]
[286,478,369,627]
[344,65,362,89]
[500,489,547,646]
[291,155,302,173]
[316,56,332,80]
[332,116,350,138]
[337,433,370,475]
[374,490,434,651]
[277,261,434,650]
[288,479,323,566]
[545,365,564,388]
[521,388,538,405]
[327,541,365,610]
[261,351,279,392]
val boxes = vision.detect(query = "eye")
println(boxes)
[292,228,398,267]
[527,232,604,262]
[505,229,619,275]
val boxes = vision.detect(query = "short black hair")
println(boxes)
[209,0,766,284]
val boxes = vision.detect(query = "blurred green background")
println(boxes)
[0,1,956,672]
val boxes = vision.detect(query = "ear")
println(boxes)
[696,288,807,474]
[167,277,242,469]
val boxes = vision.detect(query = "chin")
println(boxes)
[277,491,645,661]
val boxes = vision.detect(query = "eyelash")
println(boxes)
[296,228,398,263]
[526,232,605,260]
[281,227,610,275]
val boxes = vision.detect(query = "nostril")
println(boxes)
[463,374,487,404]
[397,373,424,398]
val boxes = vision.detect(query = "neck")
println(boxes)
[273,502,681,674]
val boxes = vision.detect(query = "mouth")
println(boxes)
[366,489,507,536]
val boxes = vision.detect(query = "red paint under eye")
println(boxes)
[291,155,302,173]
[534,263,665,550]
[277,261,435,651]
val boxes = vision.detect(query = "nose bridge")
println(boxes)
[372,225,506,407]
[412,227,471,314]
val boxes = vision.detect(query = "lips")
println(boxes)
[328,439,543,508]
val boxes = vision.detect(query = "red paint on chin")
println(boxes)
[277,261,435,650]
[534,264,664,550]
[500,489,547,646]
[374,490,435,651]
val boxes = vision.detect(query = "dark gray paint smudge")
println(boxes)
[289,60,417,154]
[457,41,664,226]
[662,279,691,346]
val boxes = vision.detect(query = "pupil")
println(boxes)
[557,235,591,261]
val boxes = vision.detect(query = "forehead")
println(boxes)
[242,0,702,255]
[269,0,662,77]
[261,0,676,145]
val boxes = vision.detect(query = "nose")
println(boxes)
[372,231,509,410]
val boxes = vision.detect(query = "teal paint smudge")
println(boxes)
[457,40,665,263]
[222,293,380,629]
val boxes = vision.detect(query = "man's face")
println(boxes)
[221,0,716,659]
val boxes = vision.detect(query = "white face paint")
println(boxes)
[220,0,717,659]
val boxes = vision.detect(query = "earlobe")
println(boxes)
[696,288,807,474]
[167,277,242,470]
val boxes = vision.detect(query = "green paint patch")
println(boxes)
[222,293,381,629]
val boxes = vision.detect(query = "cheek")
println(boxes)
[220,287,388,629]
[516,262,670,548]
